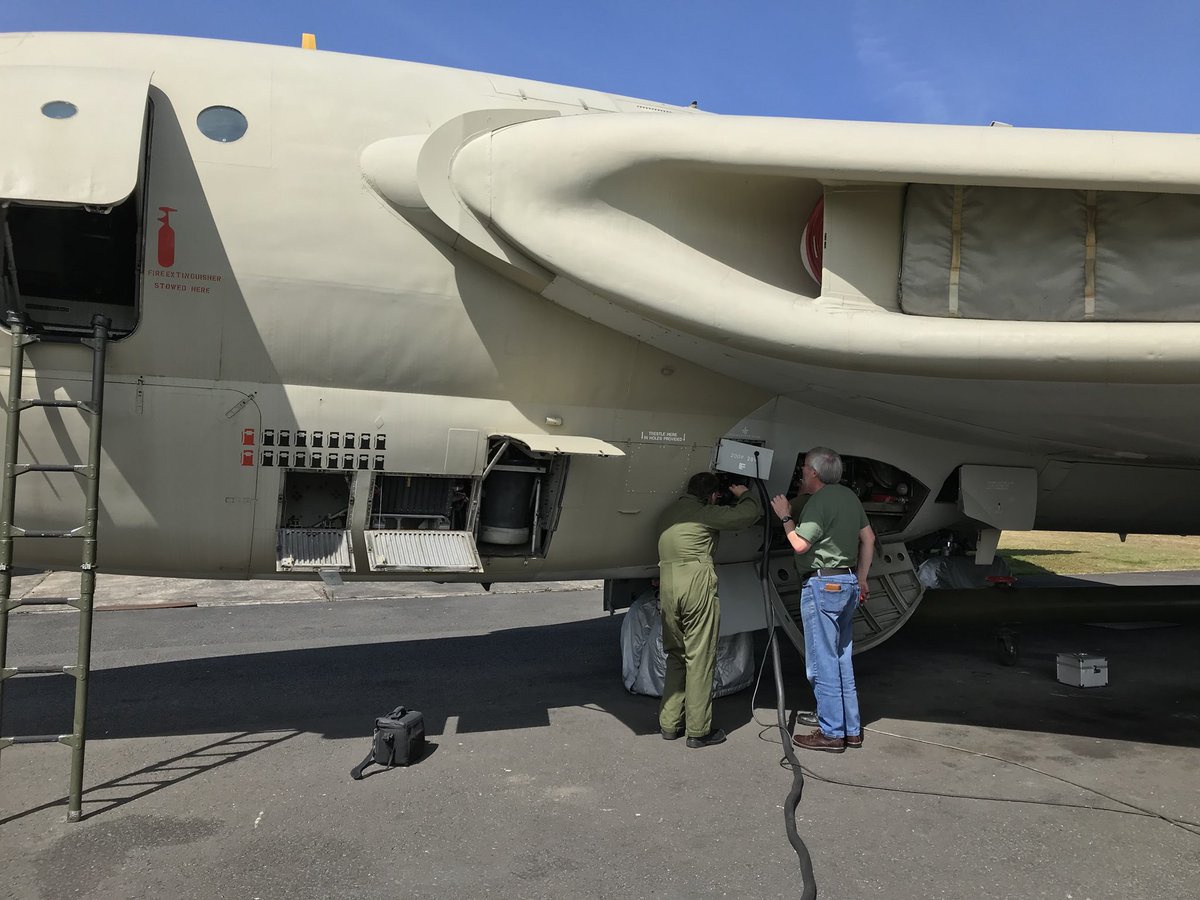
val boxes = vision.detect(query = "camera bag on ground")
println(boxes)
[350,706,426,779]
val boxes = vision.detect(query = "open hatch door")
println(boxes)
[1,66,151,335]
[491,433,625,458]
[1,66,151,206]
[365,474,483,574]
[277,472,355,573]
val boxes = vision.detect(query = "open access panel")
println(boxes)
[362,432,624,574]
[274,433,624,575]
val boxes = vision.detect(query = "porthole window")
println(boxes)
[41,100,77,120]
[196,106,248,143]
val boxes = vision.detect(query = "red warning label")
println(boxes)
[158,207,177,269]
[241,450,255,467]
[242,428,255,446]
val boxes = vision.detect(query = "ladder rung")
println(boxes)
[12,529,85,539]
[26,330,97,344]
[4,664,67,677]
[7,734,67,744]
[14,464,90,475]
[18,399,85,409]
[8,596,79,608]
[14,399,98,416]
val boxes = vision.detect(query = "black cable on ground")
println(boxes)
[752,472,817,900]
[753,716,1200,838]
[864,726,1200,838]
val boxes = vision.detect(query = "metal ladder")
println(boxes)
[0,312,110,821]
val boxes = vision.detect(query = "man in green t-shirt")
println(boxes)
[770,448,875,753]
[657,472,761,748]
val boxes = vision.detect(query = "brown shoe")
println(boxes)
[845,733,863,749]
[792,729,845,753]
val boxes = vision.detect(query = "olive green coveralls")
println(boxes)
[656,492,761,737]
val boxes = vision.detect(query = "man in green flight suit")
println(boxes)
[656,471,762,748]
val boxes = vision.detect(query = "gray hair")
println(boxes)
[805,447,843,485]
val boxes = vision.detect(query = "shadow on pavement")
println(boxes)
[2,616,755,746]
[0,730,300,826]
[4,605,1198,758]
[855,616,1200,750]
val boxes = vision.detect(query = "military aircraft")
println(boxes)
[3,31,1199,651]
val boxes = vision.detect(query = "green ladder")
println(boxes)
[0,312,110,821]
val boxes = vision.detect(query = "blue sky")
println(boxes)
[7,2,1200,132]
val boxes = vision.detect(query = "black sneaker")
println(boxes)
[661,727,684,741]
[685,728,727,748]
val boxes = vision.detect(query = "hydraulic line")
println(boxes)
[752,471,818,899]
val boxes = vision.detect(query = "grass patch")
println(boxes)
[998,531,1200,576]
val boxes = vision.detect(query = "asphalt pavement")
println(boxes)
[1,579,1198,899]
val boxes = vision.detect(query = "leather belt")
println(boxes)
[800,566,854,581]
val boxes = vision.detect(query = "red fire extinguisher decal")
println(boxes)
[241,449,255,467]
[157,207,178,268]
[242,428,255,446]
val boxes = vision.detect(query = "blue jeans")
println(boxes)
[799,574,861,738]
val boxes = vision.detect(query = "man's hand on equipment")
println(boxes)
[770,494,792,519]
[728,484,750,498]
